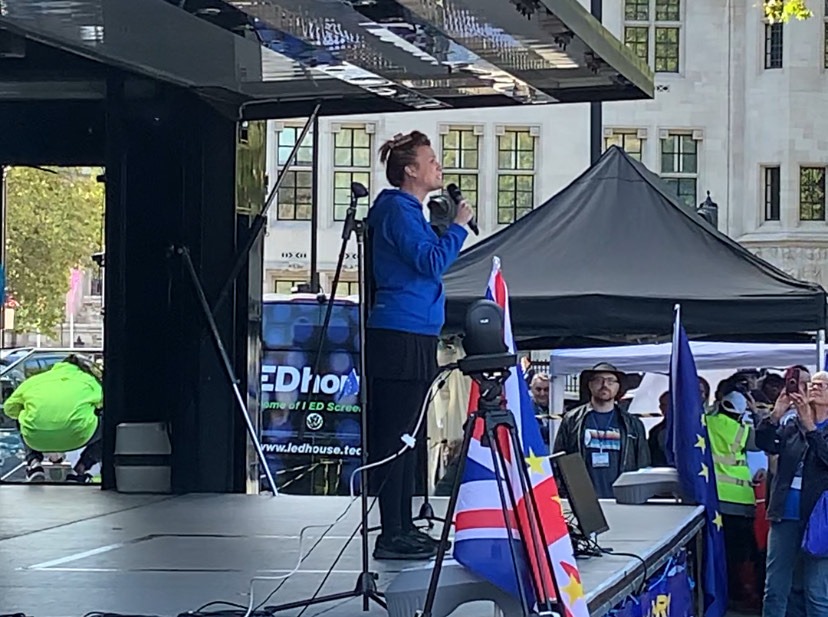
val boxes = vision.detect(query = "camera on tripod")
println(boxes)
[416,297,565,617]
[457,299,517,383]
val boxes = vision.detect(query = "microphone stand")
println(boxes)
[267,182,385,614]
[297,182,368,441]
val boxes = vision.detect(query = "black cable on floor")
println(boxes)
[189,601,248,613]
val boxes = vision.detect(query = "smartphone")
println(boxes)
[785,367,801,394]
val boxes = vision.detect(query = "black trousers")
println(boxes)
[722,511,762,609]
[366,328,437,537]
[23,414,103,471]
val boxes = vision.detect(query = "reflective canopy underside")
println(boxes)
[0,0,654,118]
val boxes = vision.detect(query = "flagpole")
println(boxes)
[670,304,680,423]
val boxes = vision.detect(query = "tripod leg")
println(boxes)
[502,425,562,614]
[177,247,278,496]
[420,411,478,617]
[485,423,535,617]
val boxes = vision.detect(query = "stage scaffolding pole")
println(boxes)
[310,115,320,292]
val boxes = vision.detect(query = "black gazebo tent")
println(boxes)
[443,147,827,345]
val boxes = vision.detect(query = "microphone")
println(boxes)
[446,183,479,236]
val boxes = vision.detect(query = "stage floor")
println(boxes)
[0,487,703,617]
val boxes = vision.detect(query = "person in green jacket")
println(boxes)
[3,355,103,483]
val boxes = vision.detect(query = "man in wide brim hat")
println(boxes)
[554,361,650,499]
[577,362,629,403]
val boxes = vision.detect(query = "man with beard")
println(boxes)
[553,363,650,498]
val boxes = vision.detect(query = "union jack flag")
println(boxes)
[453,257,589,617]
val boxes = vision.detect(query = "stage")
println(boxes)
[0,488,704,617]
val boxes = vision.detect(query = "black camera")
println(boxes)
[427,194,456,237]
[457,299,517,379]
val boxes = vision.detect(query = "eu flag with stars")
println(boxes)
[336,368,360,402]
[667,306,728,617]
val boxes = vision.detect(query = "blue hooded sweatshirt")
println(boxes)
[367,188,468,336]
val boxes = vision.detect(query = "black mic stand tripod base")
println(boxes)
[266,193,385,615]
[414,439,445,529]
[417,378,565,617]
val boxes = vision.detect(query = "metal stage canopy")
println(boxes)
[0,0,654,118]
[0,0,653,494]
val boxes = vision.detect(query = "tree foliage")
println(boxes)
[764,0,813,23]
[5,167,104,333]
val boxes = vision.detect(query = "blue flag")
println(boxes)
[336,368,360,402]
[667,306,728,617]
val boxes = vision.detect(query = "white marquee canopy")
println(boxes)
[548,341,822,377]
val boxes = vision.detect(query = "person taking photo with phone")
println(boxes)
[756,367,828,617]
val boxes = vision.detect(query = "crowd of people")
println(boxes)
[545,362,828,617]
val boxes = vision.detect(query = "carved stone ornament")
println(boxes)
[751,246,828,288]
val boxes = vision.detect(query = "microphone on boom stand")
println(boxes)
[298,181,369,442]
[269,181,387,615]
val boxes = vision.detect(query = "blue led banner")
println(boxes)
[260,298,362,495]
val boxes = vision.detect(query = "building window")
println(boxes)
[623,0,681,73]
[800,167,826,221]
[764,23,783,69]
[441,127,481,217]
[333,126,372,221]
[604,130,644,161]
[496,128,537,224]
[274,125,313,221]
[763,166,781,221]
[273,280,307,294]
[660,133,698,209]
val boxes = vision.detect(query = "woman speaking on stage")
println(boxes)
[365,130,475,560]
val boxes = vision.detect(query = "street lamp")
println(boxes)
[697,191,719,229]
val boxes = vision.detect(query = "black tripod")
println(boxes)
[420,371,564,617]
[266,182,385,614]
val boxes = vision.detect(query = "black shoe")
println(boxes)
[373,533,438,561]
[405,527,452,552]
[66,472,92,484]
[26,462,45,483]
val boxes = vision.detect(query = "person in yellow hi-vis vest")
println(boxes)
[708,379,762,614]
